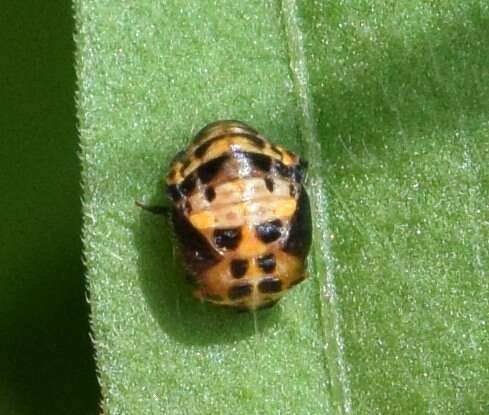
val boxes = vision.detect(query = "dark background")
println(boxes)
[0,1,100,414]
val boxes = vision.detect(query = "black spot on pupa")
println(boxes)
[244,134,266,149]
[246,152,272,172]
[228,282,253,300]
[289,183,296,197]
[167,184,182,202]
[205,186,216,202]
[179,173,197,196]
[171,208,219,275]
[179,158,192,176]
[197,154,229,184]
[213,227,242,250]
[195,132,265,159]
[270,144,283,158]
[184,200,192,214]
[194,136,220,158]
[264,177,274,192]
[258,277,283,294]
[293,158,308,183]
[257,253,276,273]
[255,219,282,243]
[274,160,292,178]
[282,189,312,258]
[230,259,249,278]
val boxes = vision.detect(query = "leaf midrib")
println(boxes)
[280,0,352,413]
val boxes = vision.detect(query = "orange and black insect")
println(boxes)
[142,120,311,311]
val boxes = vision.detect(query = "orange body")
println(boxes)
[167,120,311,311]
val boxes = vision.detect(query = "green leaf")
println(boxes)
[0,2,98,414]
[76,0,489,413]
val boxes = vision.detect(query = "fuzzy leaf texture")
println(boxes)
[76,0,489,414]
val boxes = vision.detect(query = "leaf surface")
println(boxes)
[77,0,489,413]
